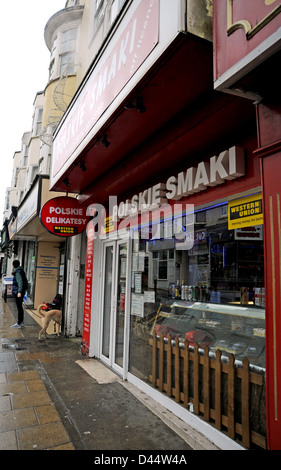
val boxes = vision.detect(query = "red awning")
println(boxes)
[51,34,255,207]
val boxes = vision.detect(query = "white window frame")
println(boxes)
[59,51,76,76]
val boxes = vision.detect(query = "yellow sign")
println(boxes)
[104,216,114,233]
[228,193,263,229]
[54,226,78,235]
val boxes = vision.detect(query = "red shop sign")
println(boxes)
[40,196,90,237]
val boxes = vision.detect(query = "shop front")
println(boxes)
[85,136,266,448]
[10,175,67,308]
[50,0,267,449]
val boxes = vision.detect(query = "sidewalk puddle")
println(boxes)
[2,339,28,351]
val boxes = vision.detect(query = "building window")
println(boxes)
[93,0,105,31]
[50,37,57,61]
[59,28,77,76]
[14,168,19,188]
[61,28,77,54]
[110,0,119,23]
[60,51,75,75]
[22,144,29,166]
[29,165,39,185]
[36,108,43,135]
[49,59,55,80]
[49,37,57,80]
[49,29,77,79]
[19,191,24,204]
[96,0,103,10]
[110,0,127,24]
[32,108,43,136]
[5,190,10,211]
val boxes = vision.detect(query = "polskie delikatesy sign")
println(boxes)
[40,196,90,237]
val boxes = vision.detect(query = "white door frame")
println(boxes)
[99,233,131,380]
[99,240,116,368]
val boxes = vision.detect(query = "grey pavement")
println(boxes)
[0,289,220,455]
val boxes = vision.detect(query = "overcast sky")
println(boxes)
[0,0,67,216]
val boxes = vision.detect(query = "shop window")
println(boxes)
[129,201,265,384]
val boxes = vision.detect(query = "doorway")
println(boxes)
[100,239,129,376]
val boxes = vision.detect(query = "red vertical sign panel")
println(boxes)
[256,103,281,449]
[81,224,95,355]
[261,150,281,450]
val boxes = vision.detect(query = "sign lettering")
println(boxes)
[114,146,245,220]
[228,193,263,229]
[40,196,90,237]
[227,0,281,39]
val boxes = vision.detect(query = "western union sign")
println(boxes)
[104,216,114,233]
[228,193,263,229]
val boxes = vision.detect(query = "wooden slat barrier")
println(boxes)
[149,331,266,449]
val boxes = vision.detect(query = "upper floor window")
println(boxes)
[93,0,127,38]
[67,0,80,5]
[96,0,103,10]
[61,28,77,54]
[23,145,28,167]
[110,0,127,24]
[13,168,19,188]
[36,108,43,135]
[49,28,77,80]
[60,51,75,75]
[49,60,55,80]
[59,28,77,76]
[32,108,43,137]
[94,0,105,30]
[50,37,57,61]
[5,190,10,211]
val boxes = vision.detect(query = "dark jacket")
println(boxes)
[12,267,26,295]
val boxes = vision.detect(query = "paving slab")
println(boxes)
[17,421,71,450]
[0,430,18,450]
[0,407,38,433]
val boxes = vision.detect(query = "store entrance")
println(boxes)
[100,239,129,376]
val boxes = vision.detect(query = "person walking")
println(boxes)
[11,260,28,328]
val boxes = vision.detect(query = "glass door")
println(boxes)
[101,242,116,364]
[100,239,128,375]
[113,241,127,370]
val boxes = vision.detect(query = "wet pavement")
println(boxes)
[0,291,224,454]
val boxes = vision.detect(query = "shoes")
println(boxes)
[11,322,24,328]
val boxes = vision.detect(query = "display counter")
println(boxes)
[151,300,265,368]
